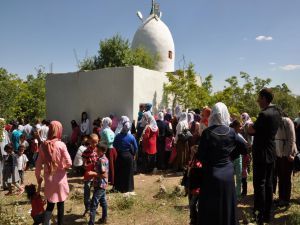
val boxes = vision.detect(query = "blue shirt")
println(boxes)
[113,133,138,155]
[11,129,22,152]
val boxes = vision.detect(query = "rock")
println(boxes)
[159,184,167,194]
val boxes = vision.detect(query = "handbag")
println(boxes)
[294,152,300,172]
[178,128,193,142]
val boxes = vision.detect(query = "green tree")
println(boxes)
[0,67,46,122]
[164,64,212,110]
[79,34,157,71]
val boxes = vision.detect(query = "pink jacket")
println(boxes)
[35,141,72,203]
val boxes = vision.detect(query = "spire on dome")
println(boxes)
[150,0,160,16]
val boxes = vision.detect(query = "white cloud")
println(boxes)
[269,62,276,65]
[280,64,300,71]
[255,35,273,41]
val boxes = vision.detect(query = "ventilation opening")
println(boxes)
[168,51,173,59]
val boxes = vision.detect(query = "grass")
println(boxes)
[0,170,299,225]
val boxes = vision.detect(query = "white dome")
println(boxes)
[132,15,175,72]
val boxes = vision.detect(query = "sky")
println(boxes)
[1,0,300,95]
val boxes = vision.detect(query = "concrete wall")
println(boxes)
[46,66,167,137]
[46,67,134,136]
[133,66,168,121]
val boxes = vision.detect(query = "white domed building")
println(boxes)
[132,1,175,72]
[45,1,173,136]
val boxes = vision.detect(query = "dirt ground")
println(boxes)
[0,170,300,225]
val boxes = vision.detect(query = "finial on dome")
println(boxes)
[150,0,155,15]
[150,0,160,16]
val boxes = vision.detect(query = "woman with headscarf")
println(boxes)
[35,121,72,225]
[241,112,253,145]
[188,112,201,160]
[0,118,10,190]
[196,103,248,225]
[113,116,138,193]
[100,117,116,186]
[156,112,167,170]
[115,116,131,135]
[141,111,159,173]
[174,112,190,171]
[199,107,211,136]
[171,106,181,135]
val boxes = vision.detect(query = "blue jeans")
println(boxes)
[84,180,93,211]
[89,188,107,225]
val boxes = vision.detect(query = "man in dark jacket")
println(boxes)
[247,88,281,225]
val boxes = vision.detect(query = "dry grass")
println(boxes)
[0,170,299,225]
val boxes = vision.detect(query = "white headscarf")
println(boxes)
[102,117,112,130]
[175,105,182,119]
[241,112,252,126]
[179,112,188,123]
[0,118,10,156]
[157,112,164,121]
[143,111,158,132]
[188,113,194,124]
[208,102,231,127]
[115,116,131,135]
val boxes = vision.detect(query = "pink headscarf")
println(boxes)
[42,121,63,174]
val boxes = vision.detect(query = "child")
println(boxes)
[230,120,249,198]
[3,143,24,195]
[16,145,29,185]
[82,133,99,216]
[182,147,202,225]
[73,135,89,176]
[25,184,45,225]
[88,143,109,225]
[19,134,29,151]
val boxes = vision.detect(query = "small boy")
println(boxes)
[16,145,29,185]
[73,135,89,176]
[88,143,109,225]
[82,134,99,216]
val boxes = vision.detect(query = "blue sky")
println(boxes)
[1,0,299,94]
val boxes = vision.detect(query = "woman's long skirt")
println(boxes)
[107,148,117,186]
[114,151,134,193]
[175,139,189,171]
[197,163,237,225]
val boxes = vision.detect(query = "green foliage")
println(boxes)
[79,34,157,71]
[164,70,300,118]
[0,67,46,122]
[164,63,212,110]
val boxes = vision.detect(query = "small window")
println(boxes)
[168,51,173,59]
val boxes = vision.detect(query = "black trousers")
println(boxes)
[273,157,293,202]
[46,201,64,225]
[253,162,274,220]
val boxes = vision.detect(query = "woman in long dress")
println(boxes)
[196,103,247,225]
[174,112,189,171]
[35,121,72,225]
[113,116,138,193]
[100,117,117,185]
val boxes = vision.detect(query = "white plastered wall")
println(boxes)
[46,66,168,137]
[132,66,168,122]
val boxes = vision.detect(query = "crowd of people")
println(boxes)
[0,88,300,225]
